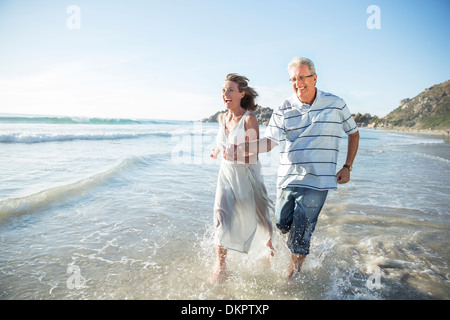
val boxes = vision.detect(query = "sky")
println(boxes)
[0,0,449,121]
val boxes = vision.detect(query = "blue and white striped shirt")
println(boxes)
[264,89,358,190]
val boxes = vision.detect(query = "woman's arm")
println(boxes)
[210,113,223,159]
[224,113,278,162]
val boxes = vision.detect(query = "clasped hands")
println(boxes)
[210,142,248,162]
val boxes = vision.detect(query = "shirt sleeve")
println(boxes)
[264,108,285,142]
[340,102,358,135]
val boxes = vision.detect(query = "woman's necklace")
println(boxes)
[225,111,245,134]
[227,110,245,126]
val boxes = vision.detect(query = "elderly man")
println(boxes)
[227,57,359,279]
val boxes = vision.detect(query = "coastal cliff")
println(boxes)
[354,80,450,131]
[202,106,273,126]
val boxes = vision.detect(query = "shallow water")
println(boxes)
[0,117,449,300]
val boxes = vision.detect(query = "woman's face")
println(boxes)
[222,81,245,109]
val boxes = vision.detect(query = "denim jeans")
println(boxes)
[275,187,328,255]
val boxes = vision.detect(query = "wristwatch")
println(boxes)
[343,164,352,171]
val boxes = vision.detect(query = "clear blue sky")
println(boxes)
[0,0,449,120]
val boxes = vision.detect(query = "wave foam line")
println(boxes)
[0,132,171,143]
[0,115,192,126]
[0,116,142,125]
[0,157,142,224]
[0,128,217,144]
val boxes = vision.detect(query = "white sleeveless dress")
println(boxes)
[213,110,273,253]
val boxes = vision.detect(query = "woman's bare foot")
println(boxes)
[208,246,227,283]
[266,239,275,257]
[264,239,275,266]
[208,264,227,283]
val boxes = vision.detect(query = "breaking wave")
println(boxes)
[0,115,145,125]
[0,156,149,223]
[0,131,167,143]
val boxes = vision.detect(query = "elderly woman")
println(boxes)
[209,73,274,283]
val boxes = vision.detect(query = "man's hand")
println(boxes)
[336,167,350,184]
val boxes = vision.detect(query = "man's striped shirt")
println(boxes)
[264,89,358,190]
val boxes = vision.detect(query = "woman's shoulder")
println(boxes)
[244,111,257,122]
[244,111,259,129]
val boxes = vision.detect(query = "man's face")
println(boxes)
[290,64,317,105]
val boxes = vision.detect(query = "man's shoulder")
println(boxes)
[316,90,345,107]
[274,95,296,113]
[318,89,343,101]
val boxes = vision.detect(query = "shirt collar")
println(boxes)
[290,88,322,111]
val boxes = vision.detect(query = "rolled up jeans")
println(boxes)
[275,187,328,255]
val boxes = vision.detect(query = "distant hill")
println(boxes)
[382,80,450,130]
[202,106,273,126]
[355,80,450,131]
[203,80,450,132]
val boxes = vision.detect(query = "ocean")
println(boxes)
[0,115,449,300]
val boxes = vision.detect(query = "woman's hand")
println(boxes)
[210,148,220,159]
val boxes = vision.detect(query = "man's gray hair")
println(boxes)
[287,57,316,76]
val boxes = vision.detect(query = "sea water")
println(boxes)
[0,115,449,300]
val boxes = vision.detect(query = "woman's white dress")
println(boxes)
[214,110,273,253]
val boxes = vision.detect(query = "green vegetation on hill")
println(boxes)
[354,80,449,131]
[382,80,450,130]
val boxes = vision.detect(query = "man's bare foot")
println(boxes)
[287,253,306,280]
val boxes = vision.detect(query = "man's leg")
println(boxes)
[274,188,295,233]
[286,188,328,278]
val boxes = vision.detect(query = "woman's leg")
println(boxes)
[209,245,227,283]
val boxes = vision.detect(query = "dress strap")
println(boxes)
[237,110,250,129]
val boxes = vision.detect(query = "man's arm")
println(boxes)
[224,137,278,161]
[247,137,278,154]
[336,130,360,184]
